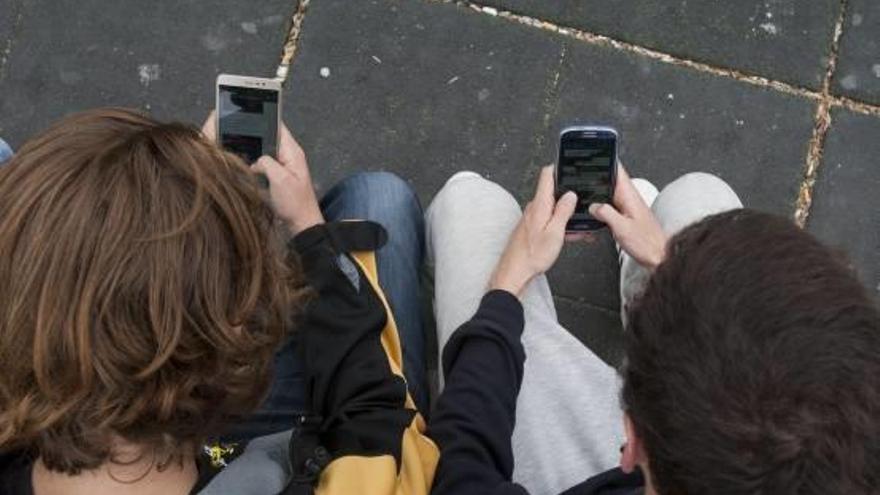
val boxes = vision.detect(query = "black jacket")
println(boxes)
[427,290,645,495]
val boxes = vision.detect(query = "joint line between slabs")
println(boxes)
[276,0,312,83]
[425,0,880,118]
[794,0,847,228]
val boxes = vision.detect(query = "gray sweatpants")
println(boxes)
[426,171,742,495]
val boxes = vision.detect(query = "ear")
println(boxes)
[620,413,644,474]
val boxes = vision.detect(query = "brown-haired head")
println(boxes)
[0,108,301,474]
[623,209,880,494]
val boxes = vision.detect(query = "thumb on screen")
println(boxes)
[589,202,625,229]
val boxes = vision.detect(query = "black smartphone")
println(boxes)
[216,74,282,164]
[555,126,618,232]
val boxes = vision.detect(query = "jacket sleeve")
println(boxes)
[427,290,531,495]
[284,221,416,490]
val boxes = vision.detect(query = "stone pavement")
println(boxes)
[1,0,878,367]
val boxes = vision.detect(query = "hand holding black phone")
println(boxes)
[554,126,618,232]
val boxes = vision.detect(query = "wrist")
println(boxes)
[285,214,325,237]
[644,240,668,271]
[488,268,532,298]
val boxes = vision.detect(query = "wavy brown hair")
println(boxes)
[0,108,301,474]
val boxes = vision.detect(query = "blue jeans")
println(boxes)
[0,138,12,164]
[226,171,428,440]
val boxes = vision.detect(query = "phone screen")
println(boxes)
[557,130,616,229]
[218,85,279,163]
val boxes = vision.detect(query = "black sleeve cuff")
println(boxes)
[290,221,388,256]
[291,222,334,253]
[441,290,526,379]
[476,290,525,338]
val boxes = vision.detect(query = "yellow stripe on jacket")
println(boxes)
[315,250,439,495]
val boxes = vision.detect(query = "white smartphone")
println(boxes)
[215,74,283,163]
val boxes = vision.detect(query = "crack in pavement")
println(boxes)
[430,0,824,101]
[832,94,880,117]
[794,0,848,228]
[275,0,311,83]
[428,0,880,118]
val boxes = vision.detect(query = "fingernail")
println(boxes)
[564,191,577,202]
[588,203,601,215]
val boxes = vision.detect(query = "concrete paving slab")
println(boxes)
[538,38,816,308]
[0,0,21,55]
[482,0,839,90]
[834,0,880,105]
[284,0,562,201]
[287,0,817,348]
[0,0,27,83]
[807,109,880,296]
[0,0,296,148]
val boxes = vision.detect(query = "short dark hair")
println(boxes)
[623,209,880,495]
[0,108,302,474]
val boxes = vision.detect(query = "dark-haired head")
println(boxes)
[622,209,880,495]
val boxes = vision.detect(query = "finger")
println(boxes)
[534,165,556,200]
[201,111,217,142]
[277,122,305,166]
[589,202,627,232]
[614,164,652,216]
[532,165,557,215]
[548,191,577,234]
[251,155,288,184]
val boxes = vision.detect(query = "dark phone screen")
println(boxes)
[218,84,278,163]
[557,133,615,221]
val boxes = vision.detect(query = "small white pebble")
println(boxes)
[447,76,460,85]
[371,55,382,64]
[759,22,778,35]
[872,64,880,79]
[679,113,686,119]
[667,93,674,100]
[735,119,745,126]
[319,67,331,78]
[137,63,160,87]
[241,21,258,34]
[482,6,498,16]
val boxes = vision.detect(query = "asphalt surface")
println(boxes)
[1,0,877,366]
